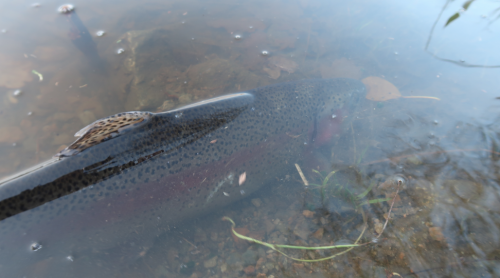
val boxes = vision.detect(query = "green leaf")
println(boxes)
[462,0,474,10]
[445,12,460,27]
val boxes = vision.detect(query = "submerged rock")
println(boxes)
[115,28,268,110]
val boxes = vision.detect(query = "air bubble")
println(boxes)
[261,50,269,56]
[13,89,22,96]
[27,111,33,116]
[58,4,74,14]
[240,190,245,195]
[234,34,241,40]
[96,30,105,37]
[331,114,337,119]
[394,51,399,55]
[66,255,74,262]
[31,242,42,251]
[393,175,407,187]
[249,26,253,29]
[116,48,125,54]
[433,120,439,125]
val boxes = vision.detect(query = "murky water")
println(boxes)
[0,0,499,277]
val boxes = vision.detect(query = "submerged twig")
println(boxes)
[375,179,401,240]
[295,164,309,186]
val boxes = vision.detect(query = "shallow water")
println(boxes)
[0,0,499,277]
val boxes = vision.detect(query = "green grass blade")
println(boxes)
[359,198,391,206]
[355,180,376,200]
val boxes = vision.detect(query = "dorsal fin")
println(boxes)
[55,111,152,158]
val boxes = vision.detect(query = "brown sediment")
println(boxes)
[362,148,500,166]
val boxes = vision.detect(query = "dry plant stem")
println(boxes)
[362,148,500,166]
[376,180,401,239]
[179,236,197,249]
[295,163,309,186]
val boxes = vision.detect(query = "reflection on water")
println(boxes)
[425,0,500,67]
[0,0,499,277]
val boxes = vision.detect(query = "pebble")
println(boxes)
[244,265,255,275]
[312,227,324,240]
[429,227,445,242]
[374,219,384,234]
[242,248,258,265]
[302,210,315,218]
[251,198,262,207]
[203,256,217,268]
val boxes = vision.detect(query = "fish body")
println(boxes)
[0,78,365,277]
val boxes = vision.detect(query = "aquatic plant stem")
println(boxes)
[223,215,367,262]
[376,179,400,240]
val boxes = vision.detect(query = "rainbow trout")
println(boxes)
[0,78,365,277]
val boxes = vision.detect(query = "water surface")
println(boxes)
[0,0,499,277]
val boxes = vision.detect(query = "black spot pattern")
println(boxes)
[0,79,365,267]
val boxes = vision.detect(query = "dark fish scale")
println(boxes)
[0,78,365,277]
